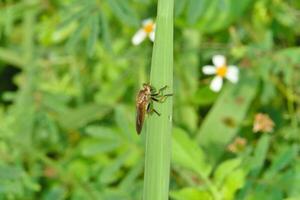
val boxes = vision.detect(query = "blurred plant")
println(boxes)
[0,0,299,199]
[227,137,247,154]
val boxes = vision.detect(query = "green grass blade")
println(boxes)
[143,0,174,199]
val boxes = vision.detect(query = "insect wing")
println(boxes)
[136,102,147,134]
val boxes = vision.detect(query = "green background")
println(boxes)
[0,0,299,199]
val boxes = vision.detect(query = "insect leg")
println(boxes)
[159,94,172,102]
[147,102,161,116]
[151,97,160,102]
[158,85,168,93]
[151,85,168,96]
[152,93,173,103]
[152,109,161,116]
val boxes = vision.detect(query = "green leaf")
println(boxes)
[186,0,252,33]
[264,145,298,179]
[170,187,213,200]
[43,186,66,200]
[248,185,283,200]
[178,105,198,132]
[213,158,242,188]
[81,138,121,156]
[175,0,188,17]
[0,47,25,67]
[221,169,246,200]
[100,151,129,184]
[200,0,229,32]
[0,165,22,180]
[237,135,271,200]
[106,0,139,27]
[288,161,300,196]
[193,86,218,106]
[99,10,112,51]
[114,105,135,141]
[67,159,89,181]
[251,135,270,174]
[101,188,132,200]
[56,104,111,130]
[187,0,210,24]
[260,80,276,104]
[58,4,92,29]
[86,14,100,57]
[274,2,297,27]
[172,128,212,177]
[197,73,258,164]
[66,17,89,53]
[120,160,143,189]
[85,125,117,140]
[274,48,300,85]
[0,1,38,24]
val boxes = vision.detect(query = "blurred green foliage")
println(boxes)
[0,0,300,199]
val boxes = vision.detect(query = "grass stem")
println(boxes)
[142,0,173,199]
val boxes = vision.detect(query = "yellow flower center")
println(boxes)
[216,65,228,77]
[143,22,154,33]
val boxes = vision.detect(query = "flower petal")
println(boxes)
[210,76,223,92]
[142,18,153,26]
[149,30,155,42]
[132,29,147,45]
[202,65,216,75]
[226,65,239,83]
[212,55,226,67]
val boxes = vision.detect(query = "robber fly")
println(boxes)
[136,83,172,134]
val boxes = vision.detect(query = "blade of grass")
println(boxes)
[142,0,173,200]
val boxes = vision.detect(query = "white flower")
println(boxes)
[132,19,156,45]
[202,55,239,92]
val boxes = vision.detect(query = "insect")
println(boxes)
[136,83,172,134]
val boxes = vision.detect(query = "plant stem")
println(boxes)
[142,0,173,200]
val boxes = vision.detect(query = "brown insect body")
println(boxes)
[136,84,152,134]
[135,83,172,134]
